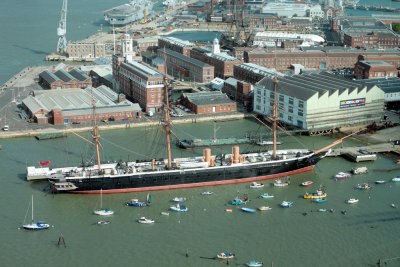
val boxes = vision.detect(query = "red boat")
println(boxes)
[301,181,313,187]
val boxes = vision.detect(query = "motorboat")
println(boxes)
[97,220,110,225]
[225,208,233,212]
[161,212,170,216]
[274,179,289,187]
[172,197,187,202]
[351,167,368,174]
[217,252,235,259]
[318,208,327,212]
[126,199,150,207]
[301,181,313,187]
[375,180,386,184]
[250,182,264,188]
[170,204,188,212]
[246,261,263,267]
[260,193,274,199]
[241,207,256,213]
[304,187,327,199]
[392,177,400,182]
[201,191,214,195]
[313,198,327,203]
[231,197,249,205]
[258,206,272,211]
[333,172,351,179]
[281,201,294,207]
[138,217,155,224]
[346,198,359,204]
[356,183,371,190]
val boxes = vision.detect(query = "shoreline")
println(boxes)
[0,113,248,140]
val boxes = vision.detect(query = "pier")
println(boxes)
[327,143,400,162]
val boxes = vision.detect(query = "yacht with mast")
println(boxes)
[27,74,357,194]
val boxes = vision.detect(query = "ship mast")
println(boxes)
[163,48,172,169]
[91,88,102,174]
[272,75,278,160]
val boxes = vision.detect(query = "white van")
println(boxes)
[147,111,154,117]
[2,125,9,131]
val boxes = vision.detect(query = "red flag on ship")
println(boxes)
[39,161,51,166]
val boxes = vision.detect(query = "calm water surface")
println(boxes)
[1,119,400,266]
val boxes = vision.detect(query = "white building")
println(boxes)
[309,4,324,19]
[254,72,385,133]
[253,32,325,48]
[262,1,308,18]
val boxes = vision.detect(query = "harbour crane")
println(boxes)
[57,0,68,55]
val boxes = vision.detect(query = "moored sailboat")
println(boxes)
[22,195,50,231]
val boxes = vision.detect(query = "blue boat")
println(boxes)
[246,261,263,267]
[260,193,274,199]
[281,201,294,207]
[313,198,327,203]
[241,207,256,213]
[126,199,150,207]
[231,197,249,205]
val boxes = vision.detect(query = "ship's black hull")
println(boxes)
[51,153,324,193]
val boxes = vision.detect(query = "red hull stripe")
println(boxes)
[70,165,315,194]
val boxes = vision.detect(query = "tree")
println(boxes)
[392,23,400,33]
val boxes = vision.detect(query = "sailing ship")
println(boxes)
[27,75,358,194]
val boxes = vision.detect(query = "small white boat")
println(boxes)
[392,177,400,182]
[201,191,214,195]
[260,193,274,199]
[375,180,386,184]
[217,252,235,259]
[172,197,187,202]
[351,166,368,174]
[281,201,294,207]
[318,208,327,212]
[170,204,188,212]
[301,181,313,187]
[258,206,272,211]
[138,217,155,224]
[346,198,359,204]
[391,203,397,208]
[246,261,263,267]
[161,212,170,216]
[334,172,351,179]
[274,179,289,187]
[250,182,264,188]
[97,220,110,225]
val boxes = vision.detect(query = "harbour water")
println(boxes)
[1,0,400,266]
[2,119,400,266]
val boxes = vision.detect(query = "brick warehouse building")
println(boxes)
[244,47,400,71]
[117,61,165,112]
[158,48,214,83]
[354,61,398,80]
[180,91,237,114]
[22,86,141,125]
[38,68,92,89]
[158,37,195,57]
[189,38,243,79]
